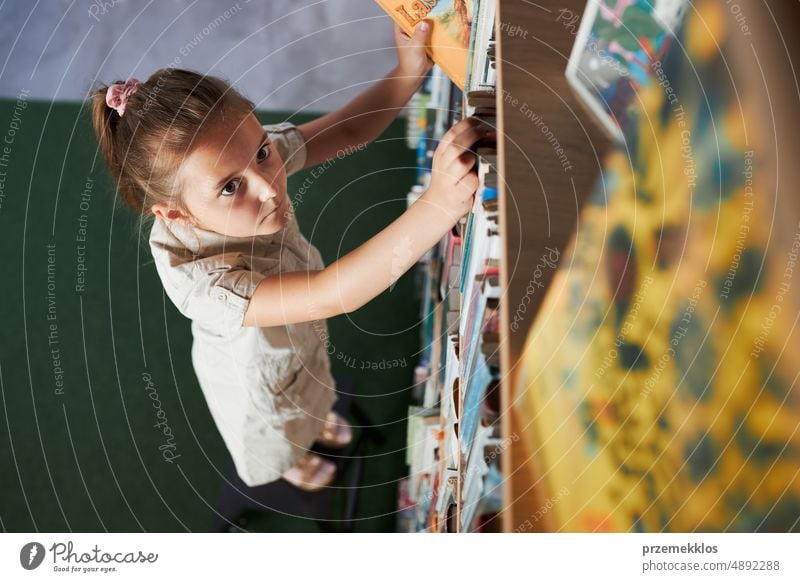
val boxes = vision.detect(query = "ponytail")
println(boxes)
[90,82,145,212]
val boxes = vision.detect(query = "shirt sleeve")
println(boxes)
[150,235,274,333]
[264,122,307,177]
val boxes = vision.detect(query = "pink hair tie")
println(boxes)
[105,78,141,117]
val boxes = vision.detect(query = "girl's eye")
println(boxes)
[221,179,240,197]
[257,143,270,162]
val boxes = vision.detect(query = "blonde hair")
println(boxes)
[90,68,255,220]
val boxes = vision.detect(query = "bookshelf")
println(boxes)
[494,0,611,532]
[397,0,800,534]
[397,0,611,533]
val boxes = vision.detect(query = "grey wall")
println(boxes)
[0,0,397,112]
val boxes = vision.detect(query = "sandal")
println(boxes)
[281,452,336,492]
[314,411,353,449]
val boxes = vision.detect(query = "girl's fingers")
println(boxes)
[438,117,481,149]
[394,23,411,41]
[456,178,480,208]
[457,172,480,192]
[439,154,477,190]
[439,126,487,167]
[453,148,477,174]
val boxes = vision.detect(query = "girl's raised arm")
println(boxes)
[297,22,433,170]
[242,117,488,327]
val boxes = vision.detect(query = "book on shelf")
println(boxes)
[400,0,502,533]
[374,0,474,89]
[438,225,462,301]
[404,405,443,531]
[464,0,496,93]
[439,335,460,427]
[460,423,503,531]
[396,477,417,532]
[565,0,688,141]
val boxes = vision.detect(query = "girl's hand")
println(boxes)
[394,21,434,80]
[423,118,489,222]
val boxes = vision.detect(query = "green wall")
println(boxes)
[0,100,420,532]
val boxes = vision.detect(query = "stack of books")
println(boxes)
[390,0,503,533]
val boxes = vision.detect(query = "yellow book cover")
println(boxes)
[374,0,473,89]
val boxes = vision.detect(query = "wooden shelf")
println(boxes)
[495,0,611,532]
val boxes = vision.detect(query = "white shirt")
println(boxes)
[148,122,337,486]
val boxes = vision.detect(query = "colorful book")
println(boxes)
[374,0,473,89]
[566,0,689,141]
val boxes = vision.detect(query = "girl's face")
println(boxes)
[163,112,292,237]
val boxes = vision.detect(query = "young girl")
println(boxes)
[90,23,488,491]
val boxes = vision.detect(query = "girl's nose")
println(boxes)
[253,175,276,203]
[250,166,277,203]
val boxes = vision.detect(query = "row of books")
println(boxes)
[395,0,503,533]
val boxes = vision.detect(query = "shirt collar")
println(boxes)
[150,213,296,258]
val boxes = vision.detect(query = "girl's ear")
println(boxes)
[151,202,190,225]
